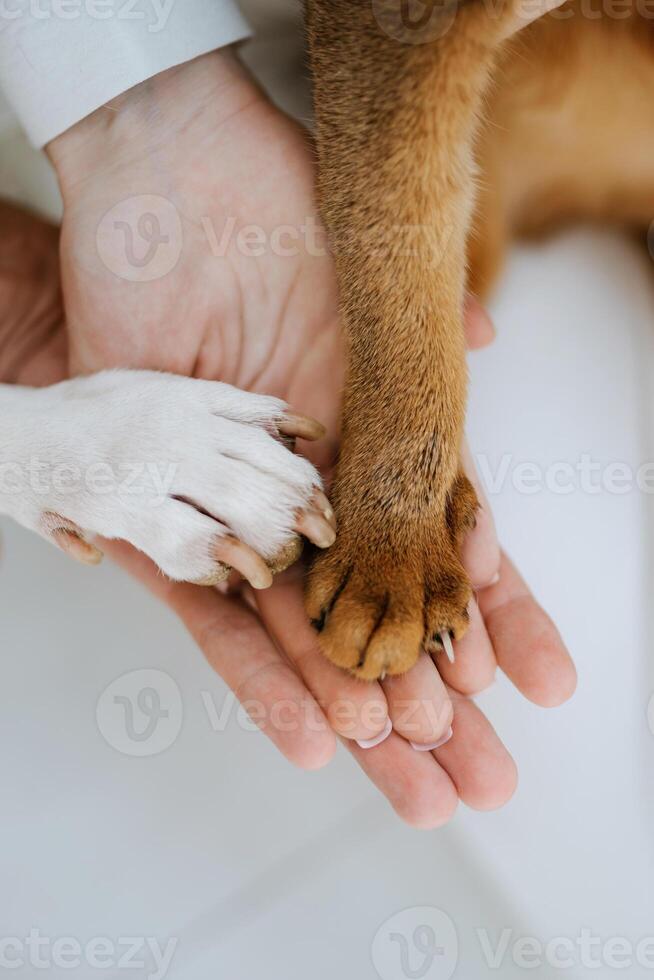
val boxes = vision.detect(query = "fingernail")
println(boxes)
[487,572,500,586]
[356,717,392,750]
[410,726,453,752]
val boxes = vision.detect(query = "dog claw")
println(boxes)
[278,412,326,442]
[213,537,273,591]
[312,489,336,529]
[440,630,455,664]
[52,527,104,566]
[42,512,104,567]
[296,510,336,549]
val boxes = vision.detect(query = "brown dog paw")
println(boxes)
[305,471,478,680]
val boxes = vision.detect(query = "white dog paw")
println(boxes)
[0,371,335,586]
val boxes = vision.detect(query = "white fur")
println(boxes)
[0,371,321,581]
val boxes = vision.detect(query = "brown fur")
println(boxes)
[303,0,654,679]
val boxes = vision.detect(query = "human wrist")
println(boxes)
[47,47,266,200]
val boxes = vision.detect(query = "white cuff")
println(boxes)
[0,0,252,147]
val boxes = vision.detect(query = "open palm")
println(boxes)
[53,67,343,473]
[17,49,577,825]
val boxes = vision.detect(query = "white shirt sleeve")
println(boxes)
[0,0,252,147]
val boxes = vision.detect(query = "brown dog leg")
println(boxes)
[304,0,511,680]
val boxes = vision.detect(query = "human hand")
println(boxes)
[46,50,576,824]
[99,294,576,827]
[104,417,577,828]
[0,201,66,387]
[47,48,343,471]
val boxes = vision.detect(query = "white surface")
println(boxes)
[1,5,654,979]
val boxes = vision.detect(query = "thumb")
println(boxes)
[464,295,496,351]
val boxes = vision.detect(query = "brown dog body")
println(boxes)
[472,10,654,295]
[304,1,654,679]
